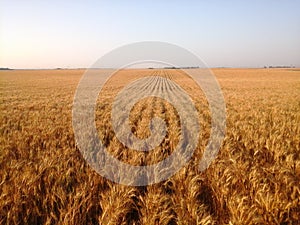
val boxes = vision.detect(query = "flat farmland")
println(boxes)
[0,68,299,224]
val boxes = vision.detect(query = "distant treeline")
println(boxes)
[264,65,296,68]
[0,68,13,70]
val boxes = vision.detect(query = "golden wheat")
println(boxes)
[0,68,299,224]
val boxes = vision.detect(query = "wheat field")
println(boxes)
[0,68,299,224]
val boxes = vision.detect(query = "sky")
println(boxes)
[1,0,300,69]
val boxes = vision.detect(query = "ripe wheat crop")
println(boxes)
[0,68,299,224]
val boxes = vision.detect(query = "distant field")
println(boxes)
[0,68,299,224]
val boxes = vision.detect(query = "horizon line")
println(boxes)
[1,65,299,70]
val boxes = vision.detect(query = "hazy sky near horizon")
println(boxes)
[1,0,300,69]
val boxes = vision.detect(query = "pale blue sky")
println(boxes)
[1,0,299,69]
